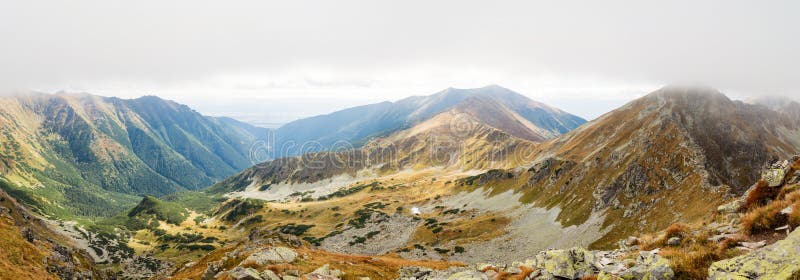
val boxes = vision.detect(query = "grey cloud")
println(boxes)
[0,0,798,121]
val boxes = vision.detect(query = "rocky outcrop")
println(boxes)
[241,246,298,266]
[397,247,674,280]
[530,247,596,279]
[708,227,800,279]
[306,264,344,279]
[227,267,263,280]
[609,250,674,280]
[763,159,792,187]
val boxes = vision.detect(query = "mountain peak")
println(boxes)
[648,85,727,101]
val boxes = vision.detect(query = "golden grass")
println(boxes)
[0,218,57,280]
[639,222,744,279]
[742,190,800,235]
[665,223,690,239]
[173,243,462,280]
[744,180,780,209]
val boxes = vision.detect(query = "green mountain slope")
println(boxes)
[0,92,265,218]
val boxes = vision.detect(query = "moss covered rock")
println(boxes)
[708,228,800,279]
[532,247,596,279]
[619,250,674,280]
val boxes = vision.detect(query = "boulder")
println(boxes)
[618,250,674,280]
[397,266,433,279]
[201,261,221,280]
[241,246,298,266]
[443,270,488,280]
[667,237,681,246]
[716,199,744,214]
[260,269,281,280]
[228,267,264,280]
[307,264,344,279]
[709,228,800,279]
[707,233,738,243]
[740,241,766,250]
[532,247,596,279]
[763,160,790,187]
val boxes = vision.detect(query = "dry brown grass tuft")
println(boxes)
[665,223,690,239]
[744,180,780,209]
[742,190,800,235]
[580,275,598,280]
[660,243,719,279]
[511,266,536,280]
[638,222,745,279]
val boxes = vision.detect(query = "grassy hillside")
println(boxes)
[0,92,264,219]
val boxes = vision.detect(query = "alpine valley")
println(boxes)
[1,85,800,280]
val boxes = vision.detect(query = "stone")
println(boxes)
[763,160,790,187]
[740,241,766,250]
[260,269,281,280]
[781,206,794,215]
[709,228,800,279]
[667,237,681,246]
[228,267,264,280]
[475,263,496,271]
[597,271,624,280]
[21,227,35,242]
[716,199,744,214]
[398,266,433,279]
[307,264,344,279]
[624,236,640,246]
[532,247,596,279]
[619,250,674,280]
[281,276,299,280]
[445,270,488,280]
[201,262,221,280]
[505,266,522,274]
[241,246,298,266]
[707,233,738,243]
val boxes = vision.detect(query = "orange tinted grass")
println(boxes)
[742,190,800,235]
[665,223,690,239]
[744,180,779,209]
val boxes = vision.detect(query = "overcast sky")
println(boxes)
[1,1,798,125]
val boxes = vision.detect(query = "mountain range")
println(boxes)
[212,86,800,251]
[1,85,799,279]
[271,85,586,156]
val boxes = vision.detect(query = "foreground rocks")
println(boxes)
[397,247,674,280]
[708,227,800,279]
[242,246,298,266]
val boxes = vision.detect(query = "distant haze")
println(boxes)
[1,1,798,124]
